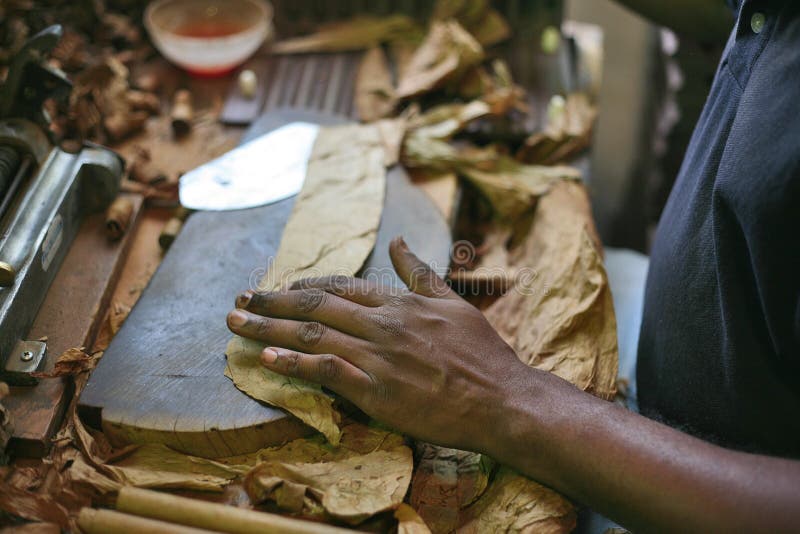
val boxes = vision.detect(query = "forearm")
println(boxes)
[483,367,800,532]
[614,0,733,44]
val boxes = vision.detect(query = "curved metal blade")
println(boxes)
[178,122,319,211]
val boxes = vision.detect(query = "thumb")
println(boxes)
[389,237,454,298]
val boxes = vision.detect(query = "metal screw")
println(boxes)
[20,350,34,362]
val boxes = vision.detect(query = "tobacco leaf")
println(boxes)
[0,484,70,527]
[396,503,433,534]
[460,156,582,222]
[355,47,396,123]
[458,467,577,533]
[432,0,511,47]
[102,444,245,492]
[407,100,491,141]
[408,443,494,533]
[226,122,400,444]
[483,181,618,399]
[245,447,413,524]
[66,420,404,498]
[271,15,423,54]
[0,523,62,534]
[516,93,597,165]
[30,347,102,378]
[396,21,484,100]
[225,336,342,446]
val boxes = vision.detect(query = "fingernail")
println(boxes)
[261,348,278,365]
[236,290,253,309]
[228,310,247,328]
[394,236,408,250]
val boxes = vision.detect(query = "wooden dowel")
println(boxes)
[78,508,219,534]
[116,487,351,534]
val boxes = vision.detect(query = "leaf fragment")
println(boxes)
[245,447,413,524]
[396,21,484,100]
[271,15,423,54]
[355,47,396,122]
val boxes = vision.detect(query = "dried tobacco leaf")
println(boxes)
[458,467,577,533]
[396,21,484,100]
[225,336,342,446]
[0,484,70,527]
[460,156,581,222]
[483,181,618,399]
[31,347,101,378]
[395,503,433,534]
[226,122,403,444]
[408,443,494,533]
[516,93,597,165]
[432,0,511,47]
[355,47,396,123]
[407,100,491,140]
[245,447,413,524]
[271,15,423,54]
[101,444,245,492]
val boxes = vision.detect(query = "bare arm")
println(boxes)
[226,239,800,532]
[614,0,734,43]
[496,368,800,532]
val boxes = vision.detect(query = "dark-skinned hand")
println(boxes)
[226,237,531,452]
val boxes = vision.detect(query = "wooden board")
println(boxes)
[4,193,143,458]
[78,109,452,458]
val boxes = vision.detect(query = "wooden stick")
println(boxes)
[78,508,219,534]
[116,487,351,534]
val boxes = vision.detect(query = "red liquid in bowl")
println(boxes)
[172,22,251,76]
[173,21,248,38]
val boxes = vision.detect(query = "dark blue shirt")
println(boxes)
[637,0,800,457]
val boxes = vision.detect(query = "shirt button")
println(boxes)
[751,12,766,34]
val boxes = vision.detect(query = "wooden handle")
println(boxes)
[78,508,218,534]
[117,487,352,534]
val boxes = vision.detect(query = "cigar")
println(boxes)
[105,196,134,240]
[116,487,349,533]
[78,508,215,534]
[158,206,193,250]
[171,89,193,138]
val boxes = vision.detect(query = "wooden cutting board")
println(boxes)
[79,109,452,458]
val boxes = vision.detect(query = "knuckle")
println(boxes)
[283,351,301,374]
[317,354,340,381]
[297,288,326,313]
[252,317,271,337]
[249,291,276,311]
[297,321,325,346]
[368,311,404,337]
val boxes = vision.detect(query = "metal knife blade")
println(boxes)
[178,121,319,211]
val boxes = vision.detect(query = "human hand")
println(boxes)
[226,237,532,451]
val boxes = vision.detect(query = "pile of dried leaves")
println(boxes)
[1,0,158,145]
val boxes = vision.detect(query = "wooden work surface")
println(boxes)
[79,103,453,457]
